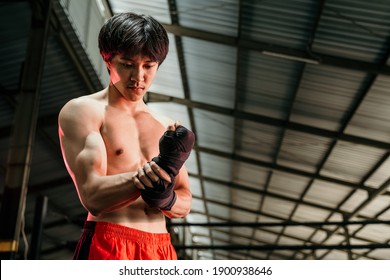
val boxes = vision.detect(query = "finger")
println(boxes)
[143,162,159,182]
[174,121,181,128]
[131,173,145,190]
[150,161,171,182]
[137,167,153,188]
[167,121,181,131]
[167,123,176,131]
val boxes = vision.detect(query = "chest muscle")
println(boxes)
[101,109,164,173]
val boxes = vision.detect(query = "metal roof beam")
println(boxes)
[146,92,390,150]
[162,24,390,76]
[50,0,103,93]
[191,146,386,193]
[170,220,390,228]
[0,0,51,259]
[174,243,390,251]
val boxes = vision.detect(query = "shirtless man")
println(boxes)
[58,12,193,260]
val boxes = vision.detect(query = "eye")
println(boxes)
[144,64,156,69]
[121,63,133,68]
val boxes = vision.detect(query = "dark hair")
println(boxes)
[98,13,169,65]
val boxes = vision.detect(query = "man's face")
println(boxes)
[107,53,159,101]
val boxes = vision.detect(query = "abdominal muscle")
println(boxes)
[86,160,169,233]
[87,198,168,233]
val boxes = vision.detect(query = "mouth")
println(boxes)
[127,85,145,90]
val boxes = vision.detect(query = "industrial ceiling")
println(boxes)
[0,0,390,260]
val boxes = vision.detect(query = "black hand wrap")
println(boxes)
[141,175,177,210]
[152,125,195,177]
[141,125,195,210]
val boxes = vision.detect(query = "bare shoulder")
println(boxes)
[60,92,103,115]
[149,109,174,130]
[59,91,106,132]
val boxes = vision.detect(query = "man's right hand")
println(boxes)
[132,161,177,210]
[139,174,177,210]
[134,161,171,190]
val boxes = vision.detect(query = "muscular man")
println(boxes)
[58,12,193,260]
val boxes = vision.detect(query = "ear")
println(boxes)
[104,60,112,74]
[105,60,111,71]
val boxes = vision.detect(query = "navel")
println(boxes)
[115,148,124,156]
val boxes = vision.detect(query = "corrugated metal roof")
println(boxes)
[241,0,321,49]
[314,0,390,61]
[177,0,239,37]
[184,37,237,108]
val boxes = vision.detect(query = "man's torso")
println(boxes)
[84,91,170,232]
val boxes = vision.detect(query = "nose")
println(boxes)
[130,66,144,82]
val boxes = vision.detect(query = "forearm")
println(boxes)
[78,171,140,216]
[162,188,192,219]
[162,167,192,219]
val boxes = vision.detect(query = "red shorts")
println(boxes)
[73,221,177,260]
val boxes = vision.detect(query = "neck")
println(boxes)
[106,84,148,113]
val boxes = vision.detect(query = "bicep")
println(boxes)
[74,132,107,184]
[59,104,107,187]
